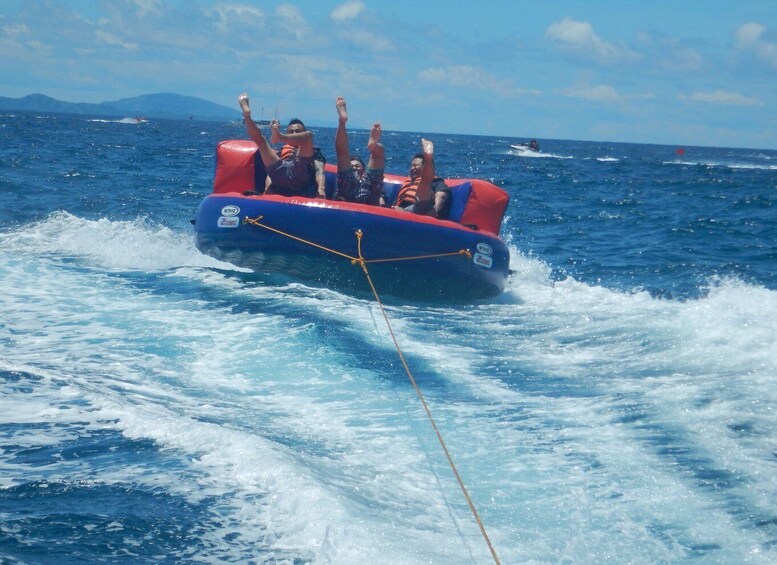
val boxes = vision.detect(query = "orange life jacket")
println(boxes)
[279,144,296,160]
[394,177,420,207]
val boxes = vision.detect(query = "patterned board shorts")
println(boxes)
[267,155,314,195]
[336,167,384,204]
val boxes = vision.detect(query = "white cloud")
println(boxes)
[685,90,763,107]
[267,54,336,92]
[131,0,163,19]
[735,22,766,48]
[635,31,705,72]
[343,29,392,52]
[734,22,777,70]
[275,4,311,41]
[663,46,704,72]
[211,3,266,33]
[546,17,639,63]
[2,22,29,37]
[95,29,138,51]
[330,2,390,51]
[420,65,482,87]
[564,84,620,102]
[330,1,366,22]
[562,83,657,104]
[419,65,541,97]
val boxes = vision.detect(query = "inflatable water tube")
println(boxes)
[194,140,511,301]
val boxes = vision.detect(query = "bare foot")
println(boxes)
[368,122,382,151]
[238,93,251,114]
[335,97,348,123]
[421,138,434,157]
[270,119,281,143]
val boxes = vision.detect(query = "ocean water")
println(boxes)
[1,112,776,564]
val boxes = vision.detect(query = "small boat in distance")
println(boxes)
[510,139,540,153]
[114,117,147,124]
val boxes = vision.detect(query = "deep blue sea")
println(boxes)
[1,112,776,564]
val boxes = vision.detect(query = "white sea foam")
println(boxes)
[2,213,776,563]
[0,225,492,560]
[509,147,574,160]
[664,159,777,171]
[0,284,492,562]
[88,118,147,124]
[0,211,237,272]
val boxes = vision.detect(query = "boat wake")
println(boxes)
[5,210,775,314]
[0,211,227,272]
[509,145,572,159]
[2,209,777,564]
[88,117,148,124]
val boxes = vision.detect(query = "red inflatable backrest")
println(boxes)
[458,179,509,235]
[213,139,258,194]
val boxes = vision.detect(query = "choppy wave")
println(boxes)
[0,211,229,272]
[664,159,777,171]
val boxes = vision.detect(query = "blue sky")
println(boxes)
[2,0,776,149]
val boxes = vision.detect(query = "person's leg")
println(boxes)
[366,122,384,170]
[362,123,385,205]
[334,97,352,171]
[238,93,280,167]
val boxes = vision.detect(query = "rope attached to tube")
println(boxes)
[244,215,501,564]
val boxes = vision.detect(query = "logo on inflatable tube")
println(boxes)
[473,253,493,269]
[476,243,493,256]
[217,216,239,228]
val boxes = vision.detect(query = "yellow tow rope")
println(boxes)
[243,215,472,265]
[244,215,501,564]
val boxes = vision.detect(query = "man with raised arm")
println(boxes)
[238,92,320,196]
[394,139,451,219]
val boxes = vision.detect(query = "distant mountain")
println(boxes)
[0,93,239,121]
[0,93,115,115]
